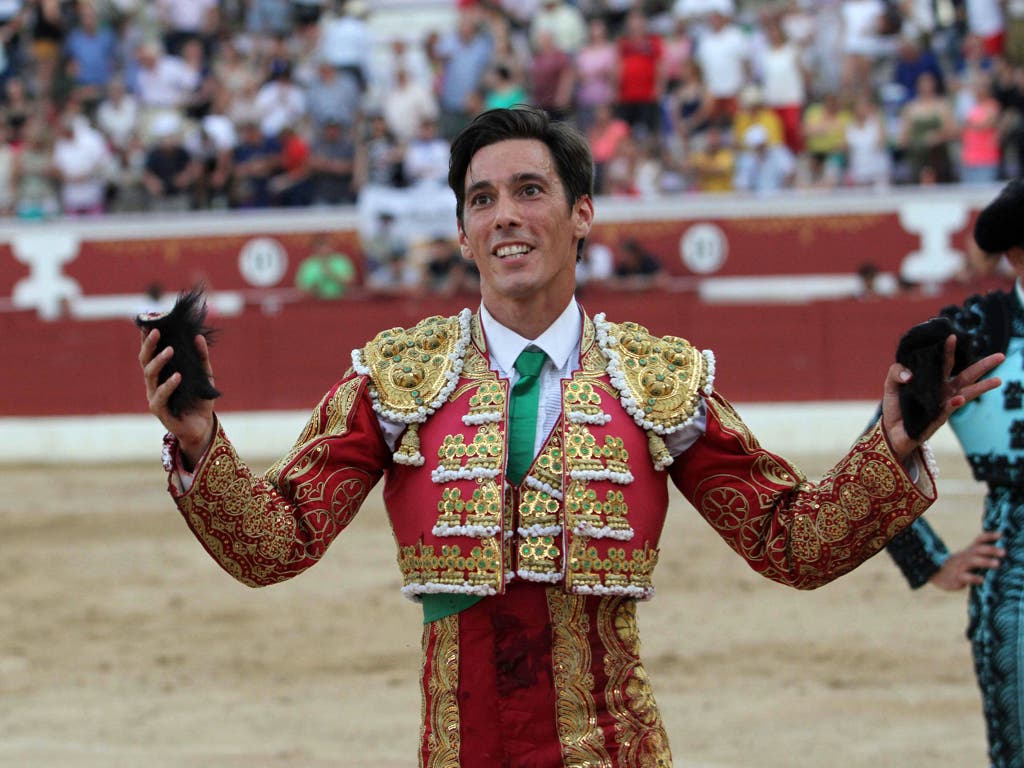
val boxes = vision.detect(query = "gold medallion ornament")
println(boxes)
[352,310,472,424]
[594,314,713,435]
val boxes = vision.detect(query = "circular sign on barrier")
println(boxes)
[680,223,728,274]
[239,237,288,286]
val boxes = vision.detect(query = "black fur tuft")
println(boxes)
[135,286,221,417]
[895,317,971,440]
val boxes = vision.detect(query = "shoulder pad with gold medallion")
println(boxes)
[596,315,714,435]
[352,309,473,424]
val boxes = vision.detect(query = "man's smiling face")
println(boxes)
[458,138,593,318]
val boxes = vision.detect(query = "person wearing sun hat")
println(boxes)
[886,176,1024,767]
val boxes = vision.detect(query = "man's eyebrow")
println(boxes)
[465,172,551,197]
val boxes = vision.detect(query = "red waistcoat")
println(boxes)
[354,309,712,600]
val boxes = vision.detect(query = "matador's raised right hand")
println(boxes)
[139,328,216,468]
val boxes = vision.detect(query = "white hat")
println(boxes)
[743,124,767,147]
[149,111,182,140]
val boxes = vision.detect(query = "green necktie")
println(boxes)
[507,347,547,485]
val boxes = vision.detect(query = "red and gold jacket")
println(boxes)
[166,309,937,596]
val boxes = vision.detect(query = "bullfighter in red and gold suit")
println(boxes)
[140,107,1004,767]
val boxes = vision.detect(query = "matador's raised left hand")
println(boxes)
[882,334,1004,461]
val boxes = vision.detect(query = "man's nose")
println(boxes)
[493,195,521,228]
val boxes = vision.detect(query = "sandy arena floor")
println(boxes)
[0,450,992,767]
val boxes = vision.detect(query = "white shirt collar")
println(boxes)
[1014,278,1024,308]
[479,299,582,377]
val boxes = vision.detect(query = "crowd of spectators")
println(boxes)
[0,0,1023,221]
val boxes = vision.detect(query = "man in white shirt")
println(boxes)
[138,105,1003,766]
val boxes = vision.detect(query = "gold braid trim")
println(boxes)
[547,590,612,767]
[422,614,461,768]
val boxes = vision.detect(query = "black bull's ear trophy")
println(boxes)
[895,316,970,441]
[135,287,222,417]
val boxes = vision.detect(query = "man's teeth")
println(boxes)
[495,245,531,258]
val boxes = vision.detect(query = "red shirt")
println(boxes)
[618,35,662,104]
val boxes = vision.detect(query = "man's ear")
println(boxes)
[458,221,474,260]
[1006,245,1024,272]
[573,195,595,242]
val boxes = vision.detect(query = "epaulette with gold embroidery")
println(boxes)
[594,313,715,436]
[351,308,473,425]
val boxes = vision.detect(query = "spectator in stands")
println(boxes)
[96,73,139,152]
[530,0,586,55]
[132,39,199,115]
[13,116,58,218]
[411,235,477,296]
[63,1,118,112]
[156,0,217,57]
[317,0,372,92]
[683,124,735,192]
[898,71,956,183]
[355,113,404,188]
[958,75,1002,184]
[268,122,311,204]
[839,0,891,90]
[528,29,575,123]
[3,74,31,144]
[363,210,418,295]
[305,56,361,134]
[802,91,852,187]
[844,92,891,188]
[756,16,807,154]
[436,8,493,140]
[586,101,630,194]
[693,9,748,127]
[184,88,237,209]
[0,1,28,88]
[382,65,439,144]
[142,111,200,212]
[734,123,796,193]
[732,84,784,150]
[230,117,280,207]
[28,0,67,100]
[483,63,526,111]
[966,0,1005,57]
[615,8,664,140]
[373,34,435,97]
[309,117,356,204]
[245,0,291,39]
[403,117,450,187]
[0,118,15,214]
[254,61,306,141]
[1007,2,1024,66]
[660,17,693,88]
[295,232,357,299]
[51,109,110,215]
[179,37,216,120]
[665,58,713,149]
[573,17,618,132]
[892,35,946,107]
[601,129,643,196]
[212,36,256,97]
[612,237,666,290]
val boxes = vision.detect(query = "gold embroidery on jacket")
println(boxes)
[362,315,464,419]
[603,320,707,431]
[423,614,461,768]
[547,590,612,766]
[436,424,503,472]
[398,539,503,588]
[565,540,659,592]
[598,598,673,767]
[435,481,503,530]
